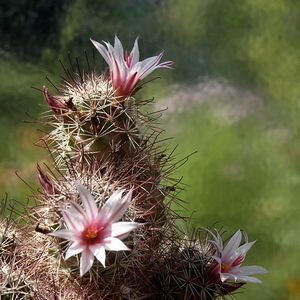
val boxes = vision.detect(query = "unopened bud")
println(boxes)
[42,86,68,115]
[36,164,59,194]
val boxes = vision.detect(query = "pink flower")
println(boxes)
[207,229,268,283]
[48,181,143,276]
[90,35,173,97]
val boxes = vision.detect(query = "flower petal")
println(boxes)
[90,38,112,68]
[80,249,95,276]
[111,221,142,239]
[90,245,106,267]
[127,36,140,66]
[98,189,133,225]
[103,237,131,251]
[113,35,125,61]
[223,230,242,259]
[138,52,173,79]
[65,242,85,260]
[235,265,269,276]
[61,209,84,231]
[118,71,139,96]
[75,181,98,221]
[231,275,263,284]
[68,201,86,219]
[220,272,231,282]
[233,240,256,261]
[47,229,80,242]
[202,227,223,256]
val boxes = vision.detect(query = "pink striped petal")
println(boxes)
[75,181,98,221]
[98,189,132,225]
[223,230,242,259]
[90,39,112,67]
[62,209,84,231]
[80,249,95,276]
[47,229,80,242]
[65,242,86,260]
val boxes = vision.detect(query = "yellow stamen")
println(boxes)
[85,227,97,239]
[85,226,104,239]
[221,262,229,273]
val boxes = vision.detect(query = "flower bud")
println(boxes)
[42,86,68,116]
[36,164,59,194]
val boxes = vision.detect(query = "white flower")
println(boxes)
[90,35,173,96]
[207,229,268,283]
[48,181,142,276]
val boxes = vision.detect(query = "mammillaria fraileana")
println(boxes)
[0,35,267,300]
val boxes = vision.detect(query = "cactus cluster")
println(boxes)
[0,36,267,299]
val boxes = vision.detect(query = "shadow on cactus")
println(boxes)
[0,35,267,299]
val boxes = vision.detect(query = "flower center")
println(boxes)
[221,262,229,273]
[85,225,103,239]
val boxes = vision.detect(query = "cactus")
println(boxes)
[0,36,267,299]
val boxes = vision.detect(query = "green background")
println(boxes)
[1,1,300,299]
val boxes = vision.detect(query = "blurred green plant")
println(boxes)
[0,51,48,212]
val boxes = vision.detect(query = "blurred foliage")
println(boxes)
[164,0,300,112]
[0,50,48,210]
[58,0,169,58]
[1,0,300,299]
[0,1,69,60]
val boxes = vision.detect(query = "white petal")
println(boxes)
[103,237,130,251]
[111,221,142,239]
[129,37,140,66]
[203,227,223,255]
[65,243,85,260]
[232,275,263,284]
[80,249,95,276]
[211,255,222,265]
[158,60,174,68]
[62,208,84,231]
[99,189,132,225]
[113,35,125,61]
[234,240,256,258]
[90,245,106,267]
[75,181,98,221]
[90,38,112,67]
[47,229,80,242]
[138,53,166,79]
[223,230,242,258]
[236,265,268,275]
[69,201,87,221]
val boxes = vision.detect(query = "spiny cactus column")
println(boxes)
[0,35,267,300]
